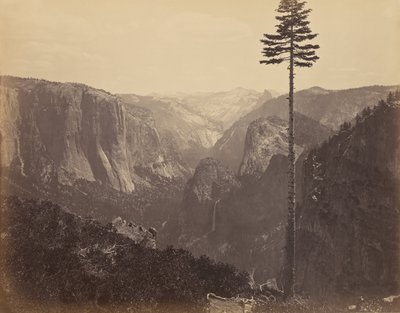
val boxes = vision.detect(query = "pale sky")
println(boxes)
[0,0,399,94]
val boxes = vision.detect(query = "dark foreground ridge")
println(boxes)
[0,196,249,312]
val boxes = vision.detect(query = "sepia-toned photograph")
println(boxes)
[0,0,399,312]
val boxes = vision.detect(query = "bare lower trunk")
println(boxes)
[285,25,296,298]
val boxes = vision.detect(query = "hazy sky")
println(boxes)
[0,0,399,94]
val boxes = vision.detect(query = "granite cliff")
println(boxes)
[0,76,188,194]
[239,114,330,177]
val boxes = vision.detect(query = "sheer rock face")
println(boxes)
[184,157,240,203]
[0,76,188,193]
[297,103,400,297]
[239,116,303,178]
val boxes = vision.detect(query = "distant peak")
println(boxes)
[305,86,329,94]
[229,86,259,94]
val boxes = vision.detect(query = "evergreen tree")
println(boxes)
[387,92,394,104]
[387,90,400,106]
[260,0,319,298]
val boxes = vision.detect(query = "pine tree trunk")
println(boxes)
[285,24,296,299]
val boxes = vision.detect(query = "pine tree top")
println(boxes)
[260,0,319,68]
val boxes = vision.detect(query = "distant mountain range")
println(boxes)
[212,85,399,172]
[120,88,273,167]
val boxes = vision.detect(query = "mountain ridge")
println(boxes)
[297,99,400,296]
[212,84,399,172]
[120,87,273,167]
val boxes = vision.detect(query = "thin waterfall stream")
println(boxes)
[212,199,220,232]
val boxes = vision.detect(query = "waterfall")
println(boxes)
[212,199,220,232]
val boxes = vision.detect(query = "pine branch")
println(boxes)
[261,37,290,46]
[294,43,320,50]
[263,33,287,41]
[260,58,285,65]
[294,33,318,42]
[263,46,291,54]
[296,8,311,16]
[295,20,310,27]
[262,46,290,57]
[293,51,315,58]
[294,60,314,67]
[295,26,313,34]
[295,55,319,62]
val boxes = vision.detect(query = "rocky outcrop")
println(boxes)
[0,76,188,193]
[296,100,400,297]
[183,157,240,204]
[239,116,303,177]
[112,217,156,249]
[180,158,240,244]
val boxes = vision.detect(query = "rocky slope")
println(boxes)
[296,99,400,297]
[0,76,188,193]
[213,85,398,172]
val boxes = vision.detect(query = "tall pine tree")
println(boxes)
[260,0,319,298]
